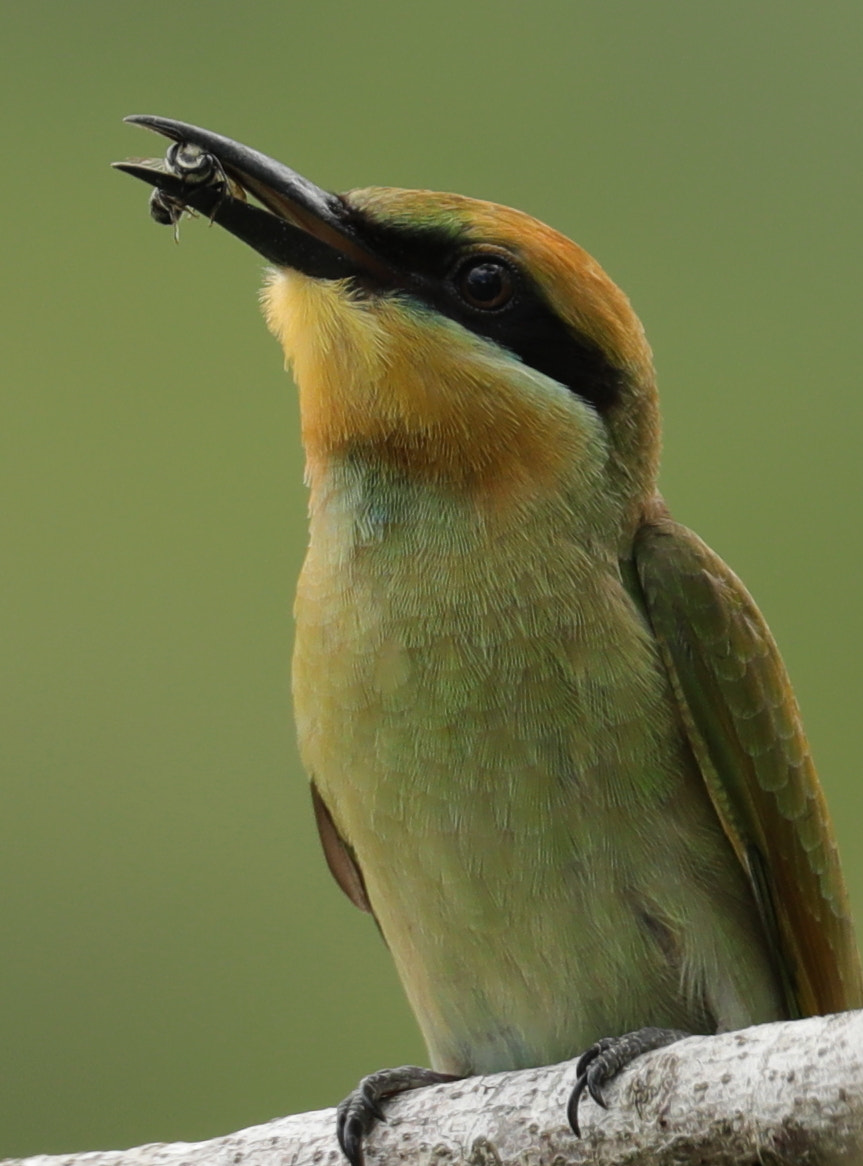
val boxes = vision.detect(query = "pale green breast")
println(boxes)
[293,464,784,1073]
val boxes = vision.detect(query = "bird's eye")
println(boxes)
[454,257,515,310]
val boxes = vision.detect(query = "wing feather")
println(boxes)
[311,781,372,914]
[633,502,862,1016]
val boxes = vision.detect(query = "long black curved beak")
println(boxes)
[114,115,399,284]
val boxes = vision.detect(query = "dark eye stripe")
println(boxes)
[437,268,624,414]
[346,211,625,414]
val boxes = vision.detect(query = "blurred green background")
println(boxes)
[2,1,862,1157]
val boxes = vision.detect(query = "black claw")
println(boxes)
[574,1036,612,1078]
[567,1028,688,1137]
[335,1066,461,1164]
[336,1101,374,1166]
[566,1074,588,1137]
[341,1125,363,1166]
[586,1074,607,1110]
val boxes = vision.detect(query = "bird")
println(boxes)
[116,116,863,1160]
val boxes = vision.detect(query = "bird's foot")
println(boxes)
[336,1065,462,1166]
[567,1026,688,1136]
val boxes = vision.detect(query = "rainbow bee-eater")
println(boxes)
[116,117,863,1158]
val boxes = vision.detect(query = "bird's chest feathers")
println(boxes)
[294,460,663,850]
[293,460,698,1071]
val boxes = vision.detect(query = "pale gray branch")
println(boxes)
[6,1011,863,1166]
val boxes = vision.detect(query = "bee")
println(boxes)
[164,141,228,189]
[148,141,243,241]
[148,187,194,240]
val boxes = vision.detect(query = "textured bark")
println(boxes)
[5,1012,862,1166]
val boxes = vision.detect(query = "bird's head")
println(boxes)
[118,119,660,541]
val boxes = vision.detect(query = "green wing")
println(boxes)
[632,500,863,1016]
